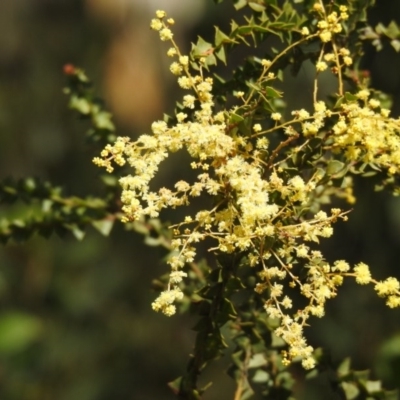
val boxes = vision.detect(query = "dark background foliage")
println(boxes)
[0,0,399,399]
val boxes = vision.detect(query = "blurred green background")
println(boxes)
[0,0,400,399]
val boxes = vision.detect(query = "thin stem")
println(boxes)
[233,347,251,400]
[331,40,344,96]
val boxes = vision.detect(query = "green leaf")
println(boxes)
[21,177,36,193]
[361,171,377,177]
[168,376,182,395]
[144,236,163,246]
[365,380,382,393]
[237,25,255,36]
[69,95,91,114]
[248,353,267,369]
[248,2,266,12]
[214,27,236,47]
[334,95,345,109]
[247,81,261,91]
[92,218,114,236]
[100,174,118,187]
[233,0,247,10]
[353,369,371,381]
[264,86,283,98]
[252,369,269,383]
[93,111,115,131]
[230,113,245,123]
[337,357,351,376]
[191,36,216,65]
[66,224,86,240]
[341,382,359,399]
[75,68,90,83]
[391,39,400,52]
[326,160,346,176]
[344,92,358,102]
[0,312,42,354]
[386,21,400,40]
[215,46,227,64]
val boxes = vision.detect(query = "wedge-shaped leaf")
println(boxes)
[391,39,400,52]
[247,81,261,91]
[214,27,237,47]
[341,382,359,399]
[337,357,351,377]
[144,236,163,246]
[93,111,115,131]
[215,46,227,64]
[168,376,182,395]
[65,223,86,240]
[191,36,216,65]
[334,95,345,109]
[248,353,268,369]
[69,95,91,114]
[92,218,114,236]
[231,19,239,33]
[344,92,358,102]
[248,2,266,12]
[233,0,247,10]
[237,25,255,35]
[386,21,400,40]
[364,380,382,394]
[252,369,269,383]
[264,86,283,98]
[230,113,245,123]
[361,171,377,177]
[353,369,371,381]
[326,160,346,176]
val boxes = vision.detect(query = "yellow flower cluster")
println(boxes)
[273,89,400,178]
[332,92,400,174]
[314,4,348,43]
[352,264,400,307]
[93,9,400,369]
[375,277,400,308]
[289,91,400,175]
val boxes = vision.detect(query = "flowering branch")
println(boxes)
[92,1,400,397]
